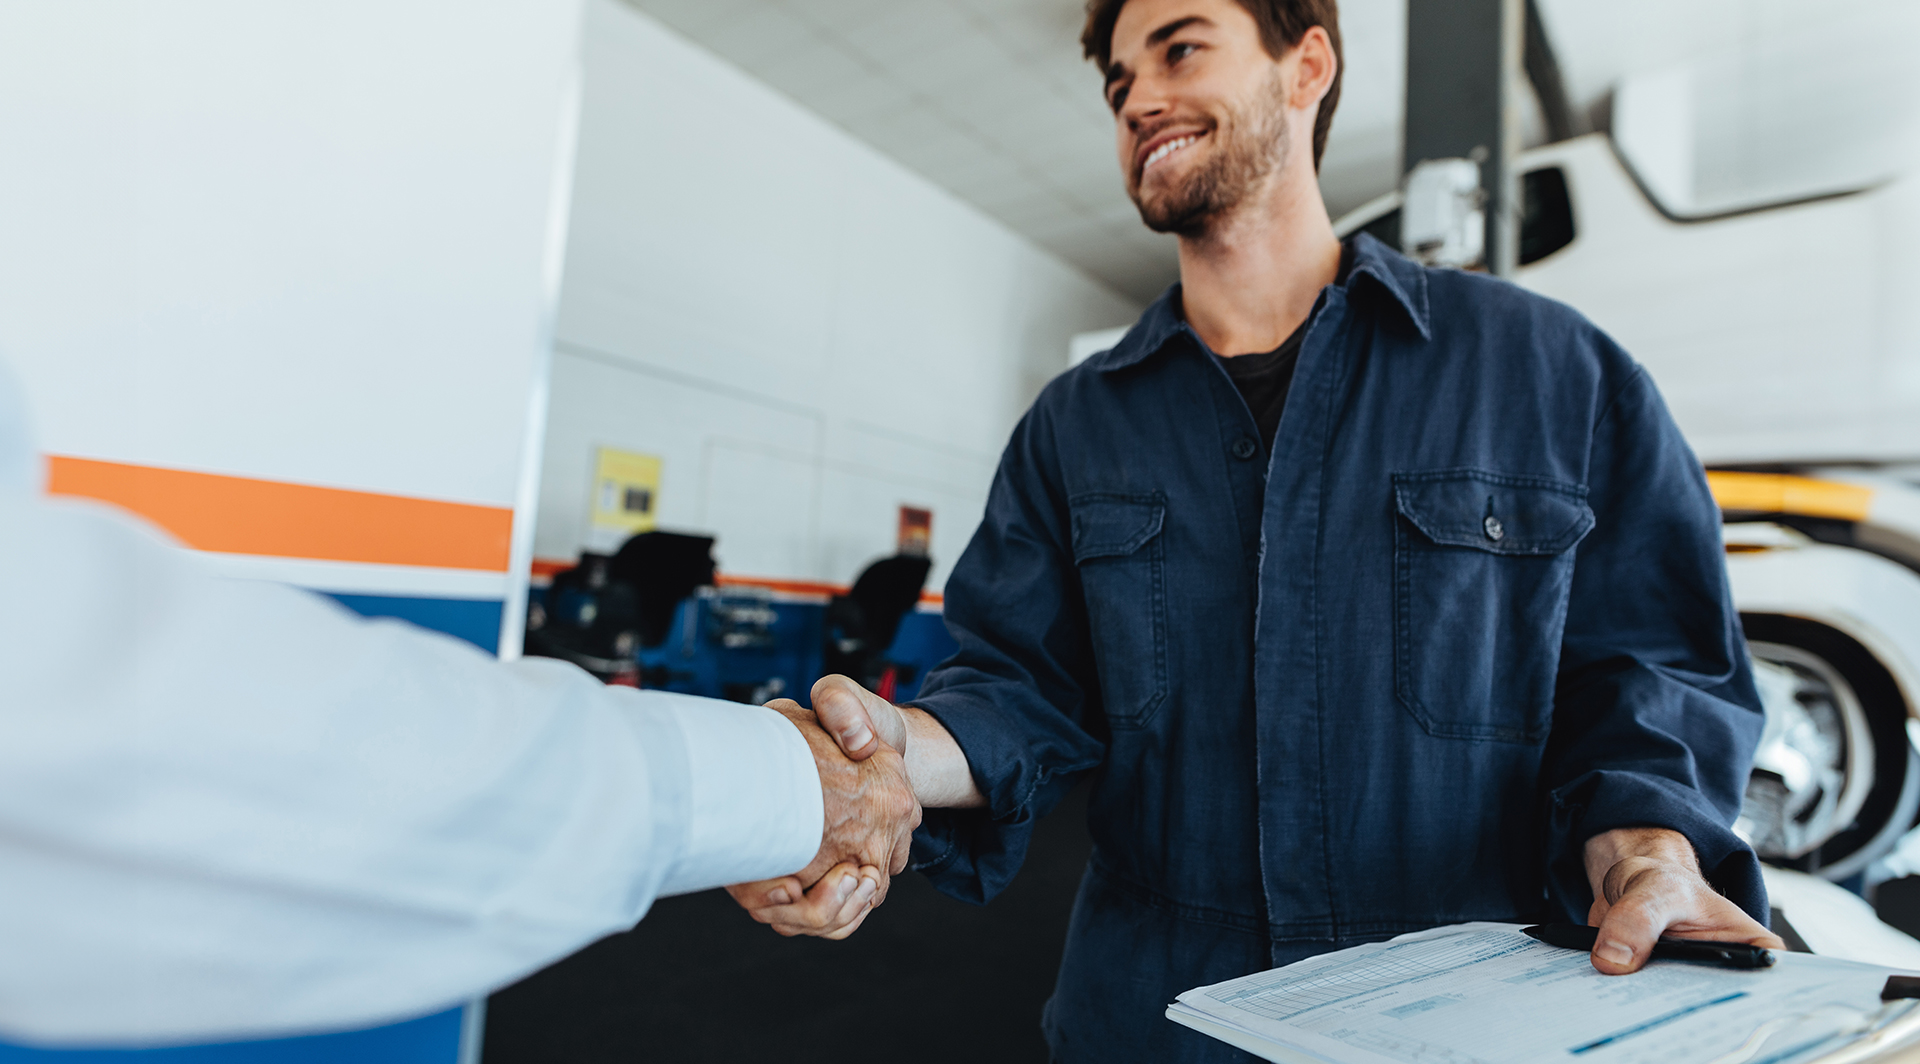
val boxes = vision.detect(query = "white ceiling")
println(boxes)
[623,0,1914,304]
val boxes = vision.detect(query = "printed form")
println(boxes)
[1169,923,1919,1064]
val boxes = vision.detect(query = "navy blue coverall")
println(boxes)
[903,233,1767,1062]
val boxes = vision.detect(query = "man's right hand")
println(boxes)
[723,699,920,937]
[810,674,985,810]
[812,673,910,761]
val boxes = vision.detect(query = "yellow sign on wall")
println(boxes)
[589,447,661,550]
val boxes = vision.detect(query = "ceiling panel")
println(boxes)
[625,0,1191,303]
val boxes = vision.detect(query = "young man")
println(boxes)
[732,0,1781,1059]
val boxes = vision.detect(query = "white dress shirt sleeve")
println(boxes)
[649,692,825,897]
[0,364,822,1046]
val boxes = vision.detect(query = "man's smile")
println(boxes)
[1136,128,1208,179]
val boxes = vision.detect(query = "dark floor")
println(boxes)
[483,782,1093,1064]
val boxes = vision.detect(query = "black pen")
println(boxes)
[1522,922,1776,969]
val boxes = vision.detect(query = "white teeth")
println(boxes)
[1144,135,1198,170]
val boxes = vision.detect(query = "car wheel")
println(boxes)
[1738,616,1919,882]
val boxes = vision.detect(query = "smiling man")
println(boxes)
[728,0,1781,1059]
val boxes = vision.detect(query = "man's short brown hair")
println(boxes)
[1081,0,1343,171]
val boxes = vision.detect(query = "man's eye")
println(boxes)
[1108,86,1129,112]
[1167,42,1196,63]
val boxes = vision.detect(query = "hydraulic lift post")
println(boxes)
[1402,0,1525,275]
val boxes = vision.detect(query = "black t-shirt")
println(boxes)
[1212,241,1355,454]
[1216,325,1306,454]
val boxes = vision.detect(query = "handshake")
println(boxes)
[724,675,927,939]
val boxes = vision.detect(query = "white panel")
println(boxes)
[703,444,819,579]
[1611,9,1918,219]
[0,0,582,508]
[1515,137,1920,464]
[1612,69,1694,210]
[1881,175,1920,441]
[195,555,511,600]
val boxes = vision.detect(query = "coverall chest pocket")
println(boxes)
[1071,493,1168,729]
[1391,470,1594,743]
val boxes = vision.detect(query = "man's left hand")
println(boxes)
[1584,827,1785,974]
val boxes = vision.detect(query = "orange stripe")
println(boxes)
[47,456,514,571]
[716,573,845,598]
[1706,471,1874,522]
[719,573,942,606]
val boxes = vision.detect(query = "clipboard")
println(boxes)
[1167,1002,1920,1064]
[1810,1008,1920,1063]
[1168,923,1920,1064]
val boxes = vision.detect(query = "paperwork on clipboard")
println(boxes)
[1168,922,1920,1064]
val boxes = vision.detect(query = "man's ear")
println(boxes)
[1290,25,1338,111]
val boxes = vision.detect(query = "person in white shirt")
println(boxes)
[0,359,920,1047]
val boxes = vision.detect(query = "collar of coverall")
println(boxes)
[1090,230,1434,375]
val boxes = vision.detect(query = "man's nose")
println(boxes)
[1122,79,1171,130]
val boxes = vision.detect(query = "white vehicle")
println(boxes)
[1335,131,1920,882]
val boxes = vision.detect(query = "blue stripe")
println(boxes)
[1571,992,1748,1053]
[322,593,503,653]
[0,1008,462,1063]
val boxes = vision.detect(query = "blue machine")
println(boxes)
[632,588,957,707]
[527,536,960,709]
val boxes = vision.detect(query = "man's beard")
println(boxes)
[1131,72,1292,237]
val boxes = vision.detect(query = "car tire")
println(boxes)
[1741,614,1919,882]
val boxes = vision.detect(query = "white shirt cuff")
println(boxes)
[639,692,823,896]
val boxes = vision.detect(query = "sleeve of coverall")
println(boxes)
[1543,359,1768,924]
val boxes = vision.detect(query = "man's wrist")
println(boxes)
[896,705,986,810]
[1584,827,1700,897]
[898,706,940,802]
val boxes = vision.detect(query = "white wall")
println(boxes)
[0,0,578,508]
[535,0,1138,591]
[0,0,583,649]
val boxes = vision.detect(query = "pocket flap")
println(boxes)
[1070,494,1166,562]
[1394,470,1594,555]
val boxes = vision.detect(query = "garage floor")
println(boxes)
[483,785,1920,1063]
